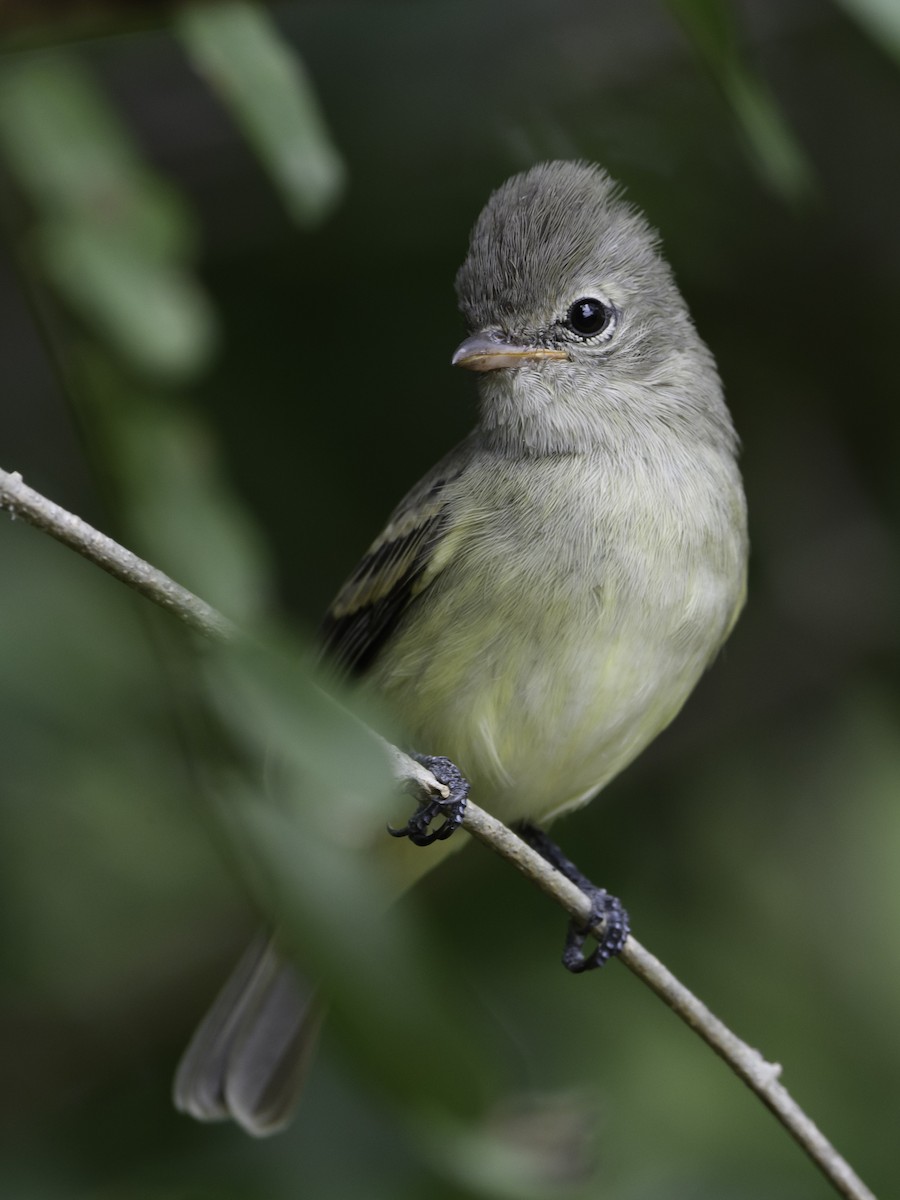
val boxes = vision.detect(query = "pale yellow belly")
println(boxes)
[368,568,734,826]
[365,447,746,830]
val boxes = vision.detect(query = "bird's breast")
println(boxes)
[369,446,747,824]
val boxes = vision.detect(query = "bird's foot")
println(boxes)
[515,822,630,972]
[561,887,630,973]
[388,755,470,847]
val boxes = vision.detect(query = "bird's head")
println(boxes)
[453,161,733,456]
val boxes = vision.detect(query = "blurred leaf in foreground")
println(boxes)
[39,219,214,382]
[197,629,607,1195]
[0,53,216,381]
[72,346,275,626]
[834,0,900,65]
[198,630,494,1118]
[177,0,346,226]
[666,0,815,203]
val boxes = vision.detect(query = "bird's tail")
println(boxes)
[173,934,322,1137]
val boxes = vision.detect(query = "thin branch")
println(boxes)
[0,468,450,800]
[461,805,875,1200]
[0,468,236,640]
[0,465,877,1200]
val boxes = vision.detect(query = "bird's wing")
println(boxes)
[318,438,473,677]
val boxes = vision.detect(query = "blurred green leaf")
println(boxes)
[0,53,216,381]
[117,407,273,624]
[721,68,814,203]
[0,55,191,254]
[421,1099,601,1200]
[72,347,274,625]
[199,632,493,1118]
[834,0,900,64]
[39,220,215,381]
[666,0,814,202]
[177,1,346,226]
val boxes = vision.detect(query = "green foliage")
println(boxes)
[834,0,900,64]
[666,0,814,201]
[176,1,346,226]
[0,55,215,381]
[197,632,493,1119]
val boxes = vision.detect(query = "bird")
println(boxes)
[174,159,748,1136]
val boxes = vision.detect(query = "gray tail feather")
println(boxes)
[173,934,323,1136]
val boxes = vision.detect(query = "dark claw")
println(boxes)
[561,887,630,973]
[515,821,630,973]
[387,754,470,847]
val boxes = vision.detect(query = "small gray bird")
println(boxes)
[174,160,748,1135]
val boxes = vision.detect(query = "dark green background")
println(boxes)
[1,3,898,1197]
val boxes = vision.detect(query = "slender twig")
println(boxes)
[0,468,236,641]
[460,805,875,1200]
[0,465,876,1200]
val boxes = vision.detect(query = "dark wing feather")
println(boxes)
[318,454,467,678]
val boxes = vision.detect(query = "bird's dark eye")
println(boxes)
[566,297,615,339]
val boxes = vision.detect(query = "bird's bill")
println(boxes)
[451,332,569,372]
